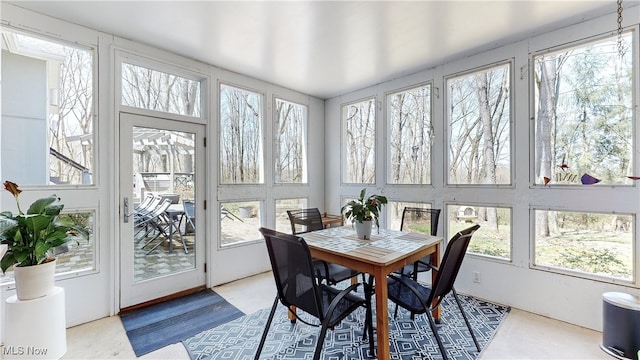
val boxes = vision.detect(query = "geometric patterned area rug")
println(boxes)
[182,289,510,360]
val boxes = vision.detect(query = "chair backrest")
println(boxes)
[152,198,173,217]
[286,208,324,235]
[429,224,480,307]
[259,227,324,320]
[183,200,195,218]
[400,207,441,236]
[136,193,155,211]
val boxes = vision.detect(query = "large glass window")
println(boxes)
[219,84,264,184]
[121,63,201,117]
[220,200,261,247]
[275,198,307,233]
[275,99,307,184]
[343,98,376,184]
[534,210,633,281]
[1,30,94,186]
[387,84,432,184]
[388,201,433,232]
[533,33,633,186]
[0,210,96,284]
[447,204,511,260]
[447,63,511,185]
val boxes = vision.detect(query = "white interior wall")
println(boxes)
[325,7,640,331]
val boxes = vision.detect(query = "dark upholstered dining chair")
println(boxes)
[396,207,442,280]
[387,224,481,360]
[286,208,362,285]
[256,228,374,360]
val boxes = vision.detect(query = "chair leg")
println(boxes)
[425,311,449,360]
[313,323,330,360]
[363,282,375,356]
[254,297,278,360]
[452,288,481,352]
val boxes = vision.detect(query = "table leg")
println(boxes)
[374,268,390,360]
[288,305,296,322]
[168,218,174,253]
[431,245,441,321]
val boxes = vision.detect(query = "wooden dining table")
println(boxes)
[302,225,443,360]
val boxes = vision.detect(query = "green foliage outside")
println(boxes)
[450,221,510,259]
[449,209,633,281]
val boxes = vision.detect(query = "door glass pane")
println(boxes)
[132,126,196,282]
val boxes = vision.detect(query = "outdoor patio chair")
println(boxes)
[135,198,173,247]
[387,224,481,360]
[287,208,363,285]
[256,228,374,360]
[180,200,196,234]
[133,194,162,224]
[134,197,170,238]
[220,205,244,222]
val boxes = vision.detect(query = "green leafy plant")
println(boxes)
[0,181,89,273]
[341,188,388,229]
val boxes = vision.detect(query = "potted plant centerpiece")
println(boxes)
[341,188,387,240]
[0,181,88,300]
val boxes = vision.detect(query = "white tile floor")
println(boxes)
[64,271,607,360]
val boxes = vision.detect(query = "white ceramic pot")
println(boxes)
[13,258,56,300]
[354,220,373,240]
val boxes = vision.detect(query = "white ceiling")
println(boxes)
[7,1,630,99]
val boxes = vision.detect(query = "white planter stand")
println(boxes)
[3,286,66,359]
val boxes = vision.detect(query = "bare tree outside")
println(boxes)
[343,98,375,184]
[533,33,633,280]
[275,99,307,183]
[50,40,94,185]
[388,85,432,184]
[534,34,633,186]
[448,63,511,187]
[219,84,263,184]
[2,32,96,185]
[121,63,201,117]
[448,63,511,231]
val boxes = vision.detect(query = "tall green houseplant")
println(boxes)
[341,188,388,229]
[0,181,89,273]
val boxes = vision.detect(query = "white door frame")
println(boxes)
[118,112,206,308]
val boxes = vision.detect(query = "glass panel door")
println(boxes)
[119,112,205,308]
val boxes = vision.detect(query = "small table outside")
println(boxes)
[302,226,442,360]
[321,212,343,228]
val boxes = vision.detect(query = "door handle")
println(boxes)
[123,197,129,223]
